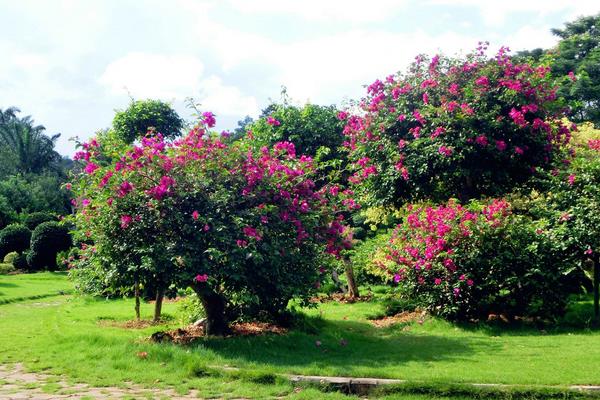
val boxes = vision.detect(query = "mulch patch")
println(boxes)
[149,321,288,344]
[369,311,426,328]
[98,319,159,329]
[310,292,373,304]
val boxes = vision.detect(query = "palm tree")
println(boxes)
[0,108,62,174]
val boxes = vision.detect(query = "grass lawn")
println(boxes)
[1,273,600,399]
[0,272,73,304]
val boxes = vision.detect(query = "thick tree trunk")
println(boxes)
[194,287,230,336]
[153,287,164,322]
[344,258,359,298]
[134,278,141,321]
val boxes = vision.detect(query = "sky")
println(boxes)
[1,0,599,156]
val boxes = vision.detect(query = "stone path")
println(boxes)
[3,363,600,399]
[0,363,203,399]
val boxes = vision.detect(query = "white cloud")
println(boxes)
[428,0,600,26]
[227,0,407,22]
[198,76,260,117]
[99,52,259,118]
[99,53,205,99]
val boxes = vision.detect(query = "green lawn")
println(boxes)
[1,273,599,399]
[0,272,73,304]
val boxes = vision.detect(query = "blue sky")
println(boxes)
[1,0,599,156]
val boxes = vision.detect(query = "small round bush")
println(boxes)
[28,221,72,271]
[0,263,14,275]
[0,224,32,259]
[12,252,28,270]
[112,99,184,144]
[23,212,56,231]
[3,251,18,264]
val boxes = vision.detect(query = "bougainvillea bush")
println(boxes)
[378,199,572,320]
[342,44,576,206]
[69,114,352,334]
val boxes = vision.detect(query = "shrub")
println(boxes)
[349,230,392,285]
[112,99,184,144]
[12,252,28,270]
[0,263,14,274]
[380,199,572,321]
[3,251,18,264]
[70,114,352,334]
[23,212,56,230]
[0,224,31,259]
[342,45,575,207]
[28,221,72,271]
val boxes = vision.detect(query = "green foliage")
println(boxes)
[112,99,184,143]
[11,252,28,270]
[176,288,206,324]
[550,13,600,125]
[22,212,57,230]
[349,230,392,285]
[0,174,71,216]
[0,107,62,175]
[3,251,18,264]
[0,263,14,274]
[0,196,16,230]
[248,101,348,186]
[28,221,72,271]
[0,224,31,259]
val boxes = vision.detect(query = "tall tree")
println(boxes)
[0,108,62,174]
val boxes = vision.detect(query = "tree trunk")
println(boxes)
[153,286,164,322]
[134,278,141,321]
[344,258,359,298]
[331,269,347,294]
[194,287,230,336]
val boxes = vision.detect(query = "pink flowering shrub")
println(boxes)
[69,115,352,334]
[379,199,572,320]
[342,45,576,206]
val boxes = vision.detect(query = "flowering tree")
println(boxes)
[342,45,576,206]
[379,199,572,320]
[69,113,352,335]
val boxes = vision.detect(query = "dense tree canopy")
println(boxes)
[112,99,184,144]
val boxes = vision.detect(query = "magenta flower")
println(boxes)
[438,146,453,157]
[192,210,200,220]
[202,111,216,128]
[495,140,507,152]
[65,183,72,190]
[514,146,524,155]
[434,278,442,285]
[567,174,576,186]
[194,274,208,283]
[266,116,281,126]
[120,215,133,229]
[475,75,490,86]
[84,162,99,175]
[584,247,593,255]
[337,111,348,120]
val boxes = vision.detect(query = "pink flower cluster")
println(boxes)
[382,199,510,294]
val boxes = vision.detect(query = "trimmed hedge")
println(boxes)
[27,221,72,271]
[0,224,31,259]
[0,263,14,274]
[23,212,57,231]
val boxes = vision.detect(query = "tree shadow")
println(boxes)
[197,317,500,372]
[0,282,18,287]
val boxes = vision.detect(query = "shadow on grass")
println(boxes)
[198,317,499,371]
[0,281,18,287]
[453,295,600,336]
